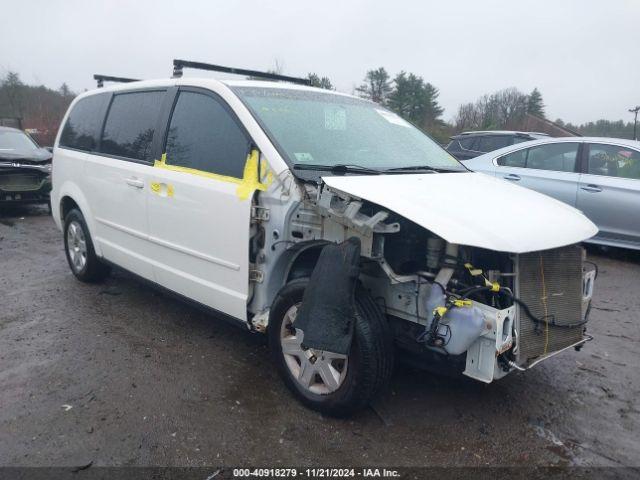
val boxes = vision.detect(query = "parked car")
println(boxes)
[51,63,597,415]
[446,131,550,160]
[465,137,640,251]
[0,126,52,206]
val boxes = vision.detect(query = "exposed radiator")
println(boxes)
[515,245,585,364]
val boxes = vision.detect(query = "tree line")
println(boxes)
[0,69,636,147]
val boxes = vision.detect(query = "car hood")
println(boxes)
[0,148,52,163]
[321,172,598,253]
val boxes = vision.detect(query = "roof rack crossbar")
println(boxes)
[172,59,311,86]
[93,74,140,88]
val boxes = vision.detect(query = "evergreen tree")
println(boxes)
[527,88,545,118]
[387,72,443,129]
[307,73,334,90]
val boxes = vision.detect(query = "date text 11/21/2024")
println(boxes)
[232,468,401,478]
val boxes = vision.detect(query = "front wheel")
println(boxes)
[268,278,394,416]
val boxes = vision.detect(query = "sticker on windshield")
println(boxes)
[324,106,347,130]
[294,152,315,163]
[376,109,411,127]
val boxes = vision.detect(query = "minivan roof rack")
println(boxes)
[172,59,311,86]
[93,74,140,88]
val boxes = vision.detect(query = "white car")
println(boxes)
[51,61,598,415]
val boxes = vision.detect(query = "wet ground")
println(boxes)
[1,205,639,469]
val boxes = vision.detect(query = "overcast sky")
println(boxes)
[1,0,638,124]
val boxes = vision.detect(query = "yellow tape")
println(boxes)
[153,151,273,201]
[464,263,483,276]
[236,149,273,200]
[490,282,500,292]
[150,181,174,197]
[452,299,472,308]
[434,306,448,317]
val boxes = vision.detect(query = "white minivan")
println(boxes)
[51,62,598,415]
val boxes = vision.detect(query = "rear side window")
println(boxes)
[458,137,477,150]
[59,94,108,151]
[476,135,511,152]
[587,143,640,180]
[497,143,579,172]
[526,143,578,172]
[100,90,165,161]
[164,91,250,179]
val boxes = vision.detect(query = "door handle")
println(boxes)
[503,173,521,181]
[125,177,144,189]
[581,184,602,193]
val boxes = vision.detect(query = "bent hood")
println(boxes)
[321,172,598,254]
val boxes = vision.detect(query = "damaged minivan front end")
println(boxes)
[258,170,598,385]
[229,81,598,413]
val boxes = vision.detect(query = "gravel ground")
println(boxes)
[0,205,639,470]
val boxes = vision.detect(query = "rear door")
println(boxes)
[84,89,166,279]
[577,143,640,246]
[146,87,255,320]
[494,141,582,206]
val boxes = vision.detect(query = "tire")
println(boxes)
[268,278,394,416]
[63,208,110,283]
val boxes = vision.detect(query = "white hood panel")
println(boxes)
[322,172,598,253]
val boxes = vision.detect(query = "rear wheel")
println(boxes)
[64,208,110,282]
[269,278,394,416]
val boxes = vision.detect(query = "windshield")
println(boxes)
[232,87,465,178]
[0,130,39,152]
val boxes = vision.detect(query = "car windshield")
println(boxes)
[0,130,39,151]
[232,86,465,178]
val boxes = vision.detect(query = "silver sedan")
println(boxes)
[464,137,640,250]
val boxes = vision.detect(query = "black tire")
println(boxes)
[63,208,110,283]
[268,278,394,416]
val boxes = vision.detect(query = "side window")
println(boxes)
[458,137,477,150]
[525,143,579,172]
[587,144,640,180]
[513,136,531,144]
[497,148,527,167]
[100,90,165,161]
[59,94,108,151]
[477,135,510,152]
[164,91,250,179]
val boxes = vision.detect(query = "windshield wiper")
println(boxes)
[293,163,382,175]
[383,165,439,173]
[385,165,466,173]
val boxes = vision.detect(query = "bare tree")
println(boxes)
[356,67,392,105]
[454,87,528,131]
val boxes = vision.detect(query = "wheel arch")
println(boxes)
[249,241,327,319]
[57,182,103,257]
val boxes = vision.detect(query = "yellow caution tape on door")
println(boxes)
[153,150,272,201]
